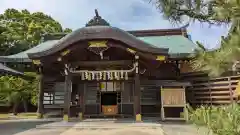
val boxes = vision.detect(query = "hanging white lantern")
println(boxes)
[92,72,95,80]
[120,70,124,79]
[125,72,128,80]
[107,72,110,80]
[114,72,117,80]
[110,72,113,80]
[103,71,106,80]
[88,72,91,80]
[99,72,102,80]
[116,72,120,80]
[85,72,88,80]
[81,72,85,80]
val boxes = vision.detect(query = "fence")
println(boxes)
[182,73,240,105]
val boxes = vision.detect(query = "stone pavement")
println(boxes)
[161,122,213,135]
[2,118,212,135]
[14,119,165,135]
[0,120,55,135]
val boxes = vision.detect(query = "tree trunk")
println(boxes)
[12,103,19,115]
[23,100,28,112]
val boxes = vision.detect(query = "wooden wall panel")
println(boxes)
[182,73,240,105]
[180,62,193,73]
[162,89,185,105]
[145,63,177,79]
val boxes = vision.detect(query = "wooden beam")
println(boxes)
[70,60,133,67]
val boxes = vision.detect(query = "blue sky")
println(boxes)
[0,0,230,49]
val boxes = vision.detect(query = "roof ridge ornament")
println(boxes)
[85,9,110,27]
[95,9,99,17]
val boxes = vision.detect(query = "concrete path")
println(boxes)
[0,119,212,135]
[0,120,55,135]
[15,121,165,135]
[161,122,213,135]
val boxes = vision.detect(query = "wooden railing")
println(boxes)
[182,73,240,105]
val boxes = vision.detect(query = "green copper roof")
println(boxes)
[138,35,197,57]
[0,40,59,62]
[0,63,23,75]
[0,34,196,62]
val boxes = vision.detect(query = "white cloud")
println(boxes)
[0,0,229,49]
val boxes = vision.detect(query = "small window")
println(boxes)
[43,92,54,105]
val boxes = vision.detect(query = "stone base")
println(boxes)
[37,113,43,119]
[79,112,83,121]
[135,114,142,122]
[63,115,69,122]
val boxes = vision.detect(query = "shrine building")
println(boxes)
[0,10,198,121]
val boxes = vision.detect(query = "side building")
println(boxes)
[0,63,23,76]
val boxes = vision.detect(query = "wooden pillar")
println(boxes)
[79,83,85,121]
[37,66,44,119]
[63,69,72,122]
[134,55,141,122]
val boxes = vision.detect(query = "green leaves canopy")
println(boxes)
[0,72,39,106]
[152,0,240,77]
[0,8,72,55]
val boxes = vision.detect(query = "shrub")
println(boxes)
[189,104,240,135]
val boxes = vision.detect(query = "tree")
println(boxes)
[0,8,72,55]
[152,0,240,77]
[0,73,38,114]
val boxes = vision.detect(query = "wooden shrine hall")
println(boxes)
[0,10,197,121]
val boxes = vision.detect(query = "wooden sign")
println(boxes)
[126,48,136,54]
[102,105,118,115]
[32,60,41,65]
[161,88,185,105]
[156,55,165,61]
[88,41,108,47]
[60,49,70,56]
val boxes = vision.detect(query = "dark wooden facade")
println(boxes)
[31,34,191,121]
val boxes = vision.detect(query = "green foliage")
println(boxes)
[189,104,240,135]
[0,8,72,55]
[152,0,240,77]
[152,0,214,23]
[0,72,39,108]
[191,29,240,77]
[23,72,39,105]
